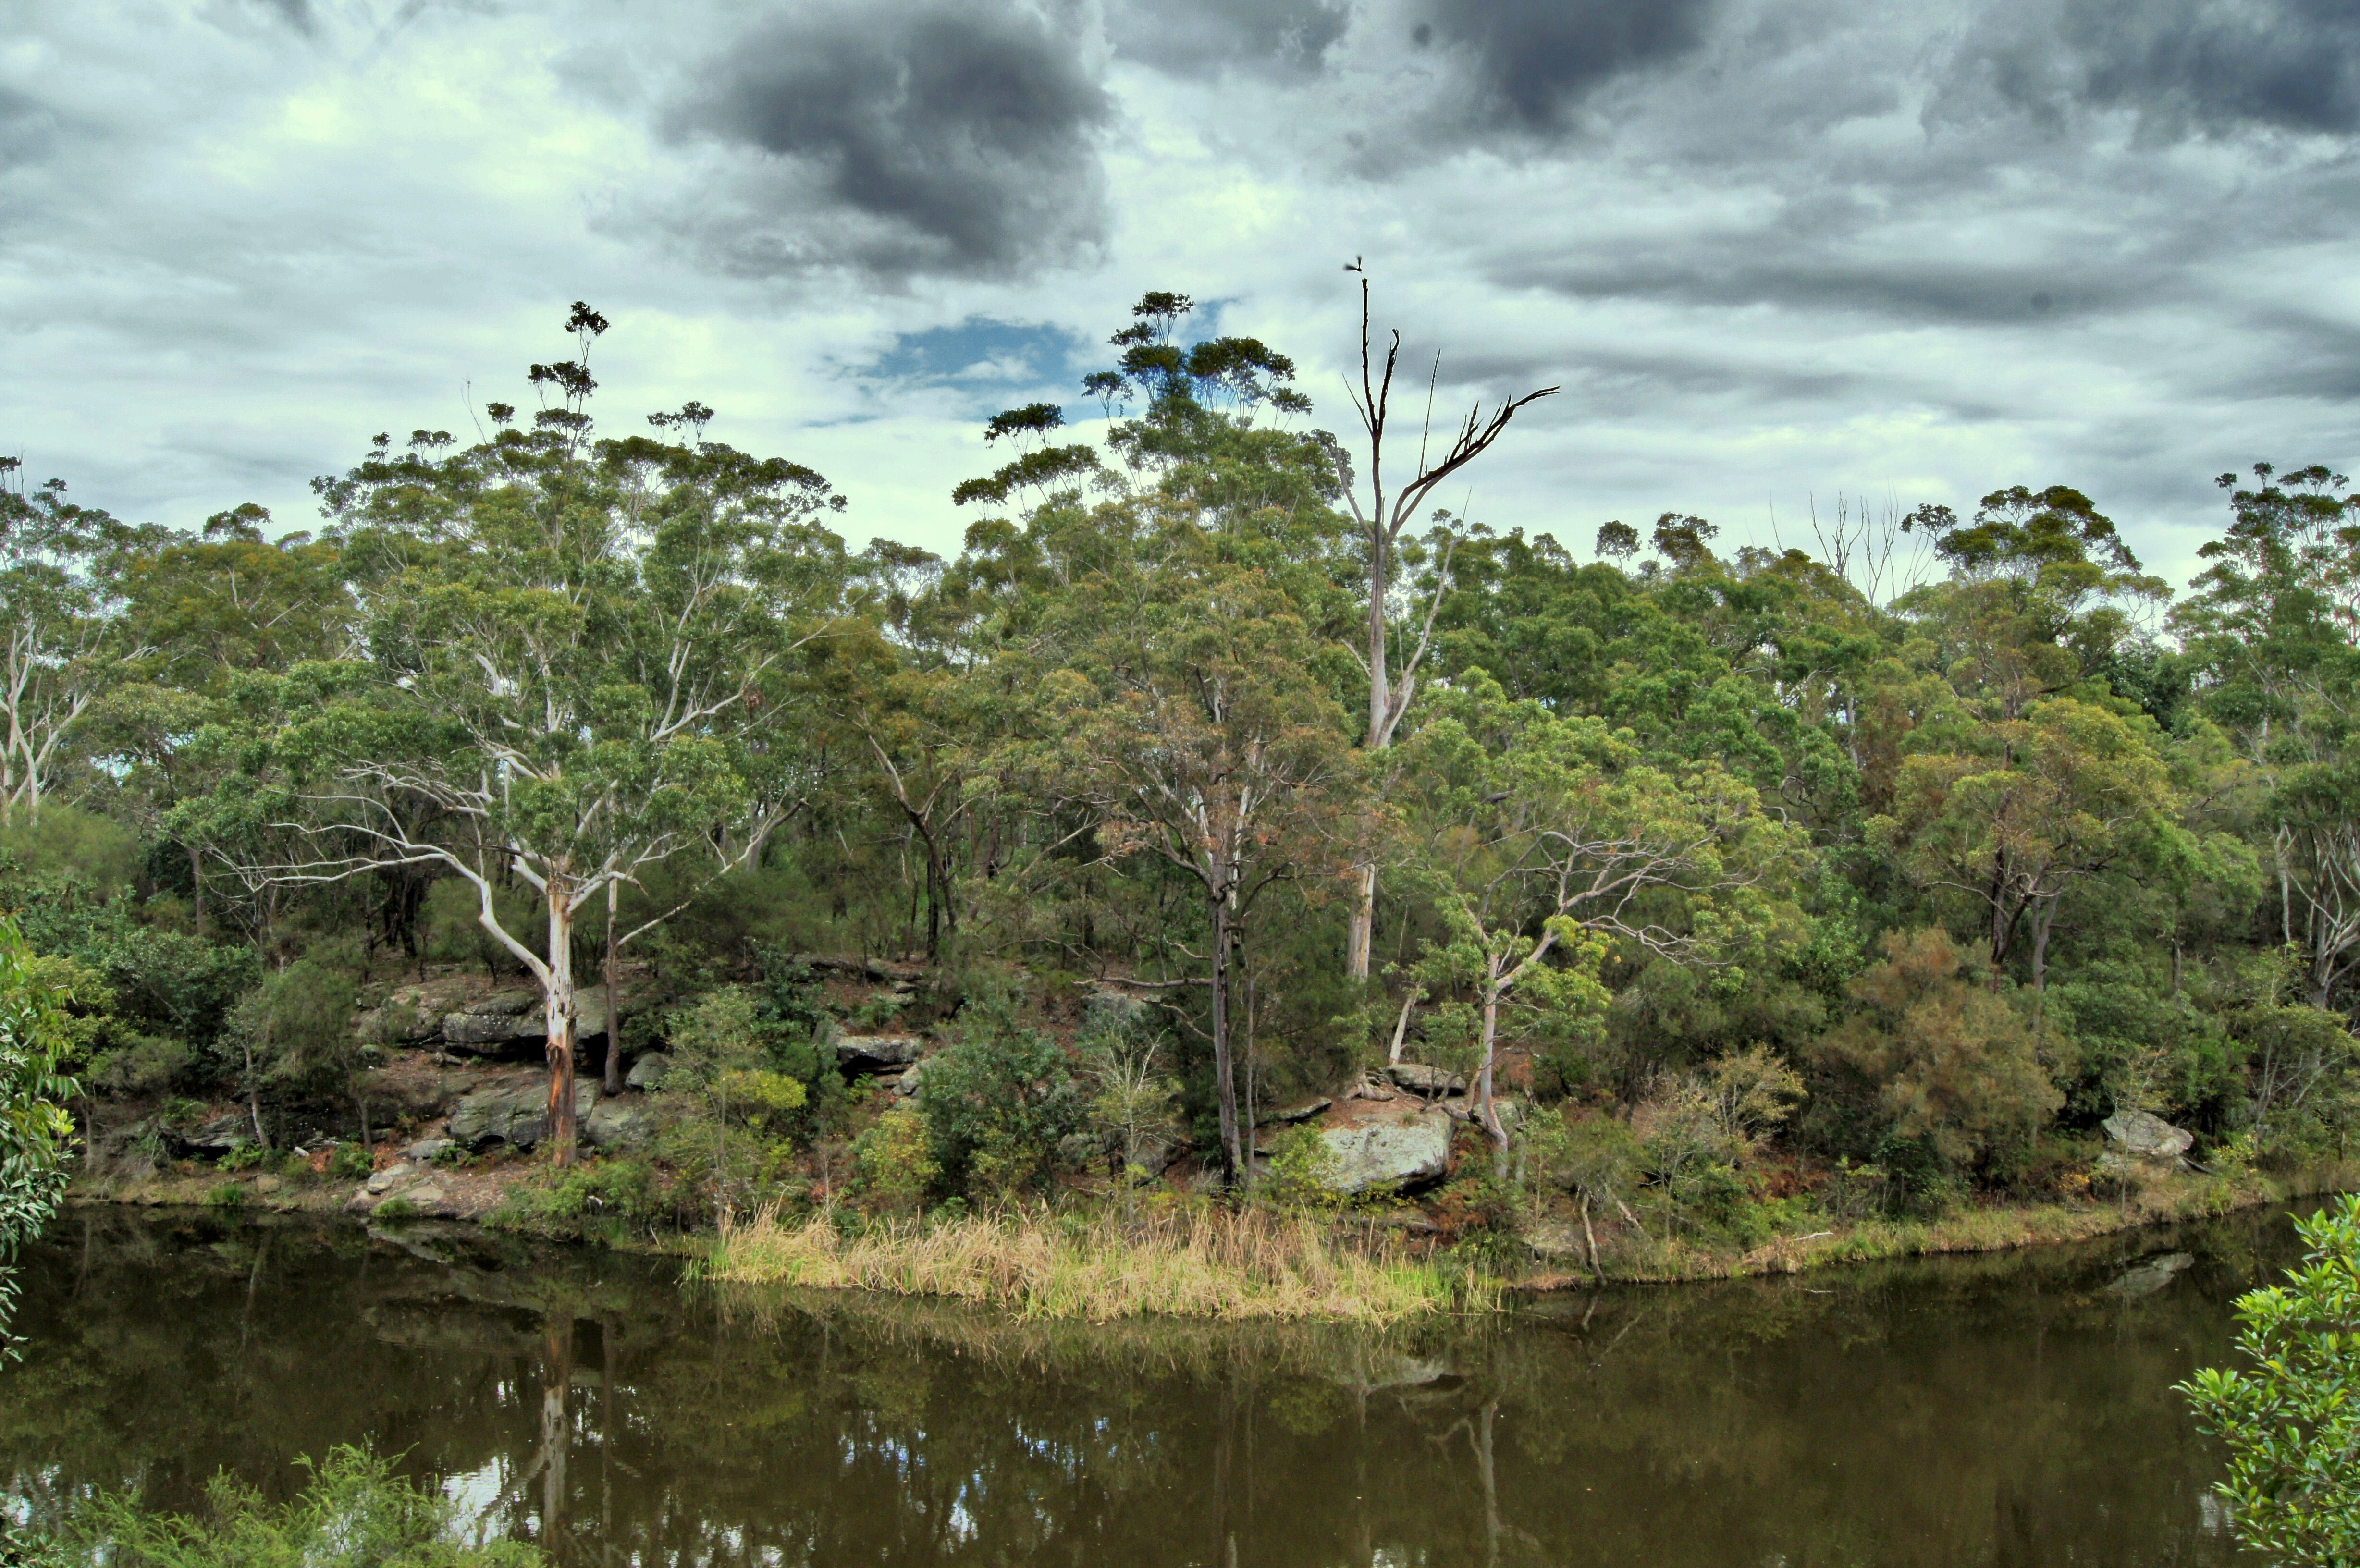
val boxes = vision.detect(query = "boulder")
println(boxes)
[253,1174,283,1197]
[448,1080,599,1151]
[1387,1062,1468,1097]
[1080,982,1150,1035]
[836,1034,925,1073]
[1319,1105,1455,1195]
[365,1163,413,1195]
[172,1113,253,1158]
[441,989,546,1053]
[1058,1131,1109,1169]
[403,1137,455,1164]
[2102,1110,2195,1164]
[402,1182,448,1212]
[895,1058,930,1099]
[584,1098,656,1152]
[1265,1096,1332,1126]
[624,1053,673,1091]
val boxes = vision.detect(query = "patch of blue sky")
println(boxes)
[869,317,1093,418]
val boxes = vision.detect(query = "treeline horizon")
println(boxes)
[4,290,2356,1226]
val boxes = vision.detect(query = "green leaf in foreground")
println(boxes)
[2180,1193,2360,1567]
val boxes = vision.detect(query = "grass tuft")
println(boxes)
[696,1202,1494,1323]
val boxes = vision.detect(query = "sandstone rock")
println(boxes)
[624,1053,673,1091]
[1265,1096,1332,1126]
[403,1137,455,1164]
[896,1058,929,1099]
[584,1097,655,1152]
[1319,1105,1454,1195]
[1387,1062,1468,1097]
[1524,1219,1588,1261]
[177,1113,253,1157]
[448,1081,598,1151]
[1080,982,1149,1034]
[403,1182,448,1211]
[2102,1110,2195,1164]
[365,1163,413,1195]
[253,1174,283,1196]
[836,1034,925,1073]
[441,989,546,1052]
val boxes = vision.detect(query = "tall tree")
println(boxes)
[1024,544,1351,1185]
[240,306,849,1165]
[2175,464,2360,1012]
[1399,673,1804,1168]
[1336,273,1557,981]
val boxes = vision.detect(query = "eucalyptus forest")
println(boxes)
[4,291,2358,1256]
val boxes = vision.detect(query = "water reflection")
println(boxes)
[1,1205,2296,1566]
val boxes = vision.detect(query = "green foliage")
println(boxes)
[327,1144,371,1181]
[0,915,78,1352]
[2181,1195,2360,1567]
[1810,929,2061,1180]
[52,1443,544,1567]
[849,1103,938,1216]
[1258,1125,1345,1210]
[919,1005,1082,1198]
[488,1159,658,1239]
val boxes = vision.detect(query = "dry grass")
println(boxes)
[696,1202,1496,1323]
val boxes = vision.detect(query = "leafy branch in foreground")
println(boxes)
[2180,1193,2360,1567]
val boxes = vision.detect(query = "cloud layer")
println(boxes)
[2,0,2357,585]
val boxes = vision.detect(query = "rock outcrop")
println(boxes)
[448,1081,600,1152]
[1318,1104,1455,1195]
[2102,1109,2196,1164]
[1386,1062,1468,1097]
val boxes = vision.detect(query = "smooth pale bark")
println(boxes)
[543,882,580,1168]
[602,880,621,1097]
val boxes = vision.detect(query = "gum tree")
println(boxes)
[243,306,848,1166]
[1398,673,1804,1169]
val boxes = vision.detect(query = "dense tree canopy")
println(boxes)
[3,295,2355,1226]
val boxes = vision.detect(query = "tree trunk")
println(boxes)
[1210,893,1241,1186]
[352,1081,371,1155]
[602,880,621,1097]
[1346,863,1376,985]
[544,882,579,1170]
[189,844,206,939]
[1477,977,1509,1179]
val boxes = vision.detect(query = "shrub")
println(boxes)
[919,1005,1082,1198]
[203,1182,246,1209]
[1808,928,2061,1181]
[489,1159,659,1239]
[2181,1194,2360,1566]
[52,1442,543,1566]
[327,1144,372,1181]
[1259,1126,1344,1210]
[850,1103,938,1216]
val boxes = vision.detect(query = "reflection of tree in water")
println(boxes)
[0,1206,2304,1566]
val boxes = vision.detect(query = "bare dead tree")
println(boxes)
[1337,269,1558,982]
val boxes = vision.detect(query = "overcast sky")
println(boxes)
[6,0,2359,588]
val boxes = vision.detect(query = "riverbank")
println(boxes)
[67,1152,2358,1318]
[1543,1160,2360,1288]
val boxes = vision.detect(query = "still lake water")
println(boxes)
[0,1203,2305,1566]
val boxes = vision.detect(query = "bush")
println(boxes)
[1259,1126,1344,1210]
[2181,1194,2360,1566]
[489,1159,659,1240]
[327,1144,371,1181]
[1808,928,2061,1181]
[51,1442,543,1566]
[919,1005,1082,1198]
[850,1103,937,1216]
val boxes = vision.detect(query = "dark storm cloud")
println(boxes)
[0,84,58,168]
[251,0,318,35]
[1108,0,1350,77]
[1945,0,2360,138]
[1414,0,1721,133]
[669,2,1113,281]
